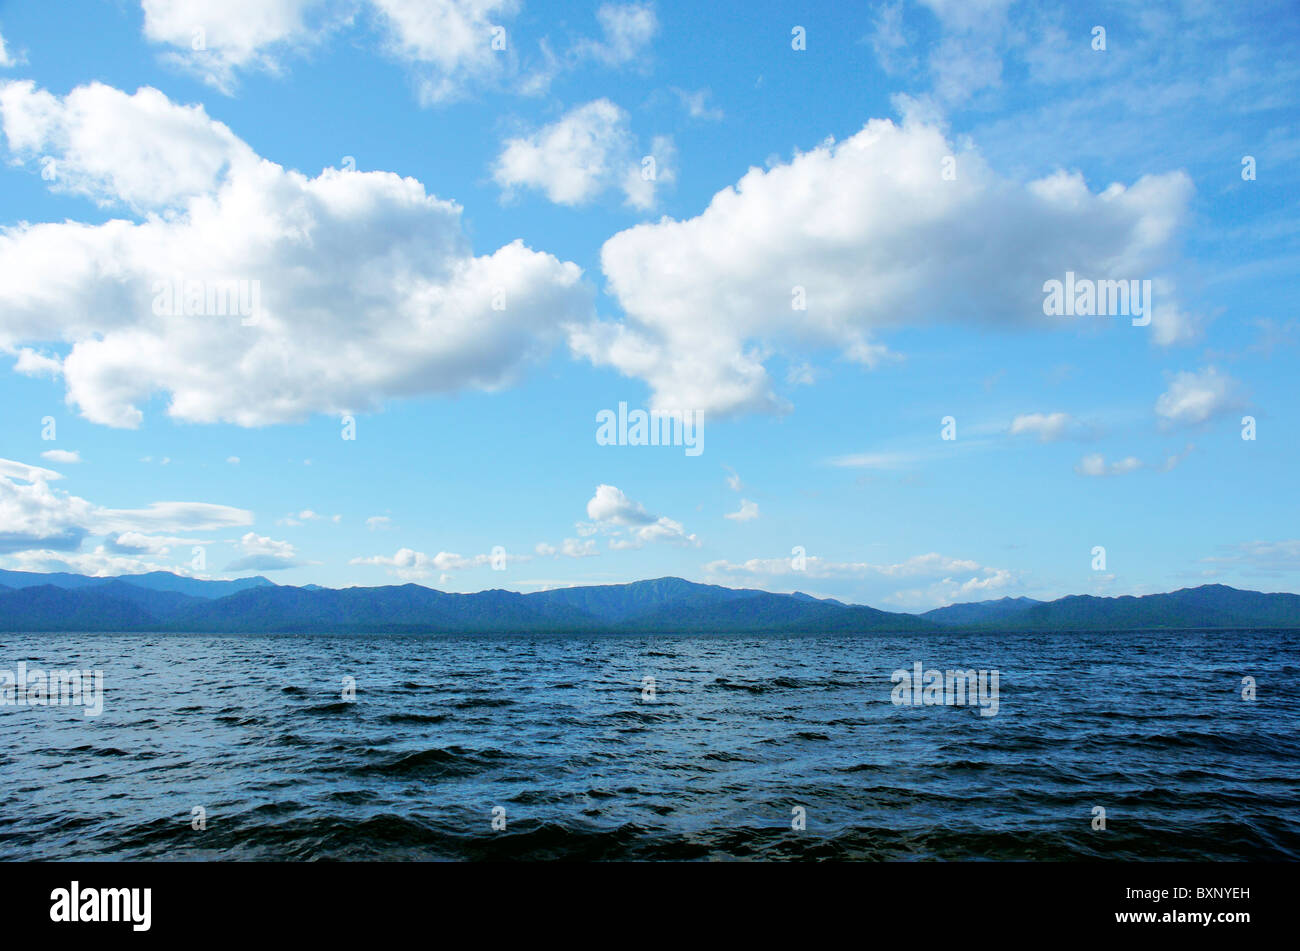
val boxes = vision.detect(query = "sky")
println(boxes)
[0,0,1296,611]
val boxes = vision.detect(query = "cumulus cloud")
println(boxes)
[1008,412,1091,442]
[884,568,1020,610]
[225,531,304,571]
[369,0,520,104]
[40,449,81,464]
[573,2,658,67]
[1074,444,1192,477]
[0,80,590,428]
[570,115,1193,417]
[535,538,599,558]
[141,0,518,101]
[584,484,697,548]
[493,99,674,209]
[1074,453,1143,477]
[724,499,759,521]
[140,0,346,93]
[1155,366,1242,426]
[138,2,653,102]
[350,545,529,579]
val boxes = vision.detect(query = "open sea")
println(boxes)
[2,629,1297,861]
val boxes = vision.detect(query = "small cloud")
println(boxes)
[671,86,723,120]
[1075,453,1143,477]
[1074,446,1192,477]
[724,499,760,522]
[584,484,698,548]
[225,532,304,571]
[226,456,240,465]
[786,362,820,386]
[40,449,81,464]
[573,3,659,67]
[1008,412,1091,442]
[1156,367,1243,426]
[13,348,62,377]
[535,538,599,558]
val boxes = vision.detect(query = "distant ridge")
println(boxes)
[0,569,274,599]
[922,596,1043,626]
[0,572,1294,633]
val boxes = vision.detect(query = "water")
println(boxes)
[2,629,1297,861]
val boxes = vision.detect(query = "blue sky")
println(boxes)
[0,0,1296,610]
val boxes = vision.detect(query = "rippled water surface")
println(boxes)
[2,629,1297,860]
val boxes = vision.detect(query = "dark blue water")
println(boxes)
[2,629,1297,860]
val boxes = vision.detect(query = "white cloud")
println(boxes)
[584,484,697,548]
[1009,412,1075,442]
[0,80,590,428]
[40,449,81,464]
[1155,366,1242,426]
[586,483,653,525]
[13,348,62,378]
[573,116,1193,417]
[140,0,343,93]
[884,567,1020,610]
[226,531,303,571]
[706,551,983,580]
[0,30,19,69]
[0,458,62,482]
[724,498,759,521]
[92,502,254,534]
[1074,445,1192,477]
[9,546,183,577]
[276,508,339,526]
[704,551,1019,611]
[365,515,392,530]
[535,538,599,558]
[1075,453,1143,477]
[828,449,935,470]
[106,531,210,555]
[138,2,652,103]
[370,0,520,104]
[868,2,914,76]
[0,456,249,556]
[493,99,674,210]
[350,545,529,579]
[574,3,658,67]
[672,87,722,121]
[1203,540,1300,574]
[226,456,240,464]
[916,0,1017,105]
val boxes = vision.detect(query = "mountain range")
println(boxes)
[0,570,1294,633]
